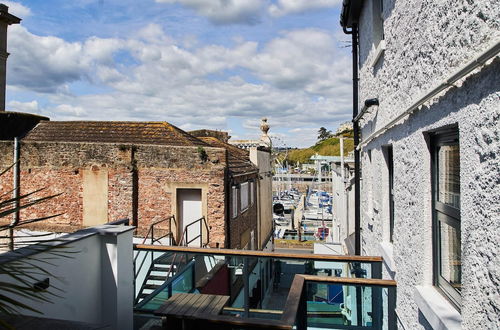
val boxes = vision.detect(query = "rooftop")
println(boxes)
[23,121,208,147]
[198,136,257,175]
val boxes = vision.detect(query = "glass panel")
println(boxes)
[438,217,461,292]
[134,248,384,322]
[305,283,392,329]
[172,265,193,294]
[437,144,460,209]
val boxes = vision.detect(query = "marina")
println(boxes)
[273,185,336,244]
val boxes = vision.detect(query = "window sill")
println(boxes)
[378,242,396,273]
[414,285,461,330]
[370,40,385,68]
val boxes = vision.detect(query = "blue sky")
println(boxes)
[4,0,352,147]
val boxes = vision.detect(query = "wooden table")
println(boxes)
[154,293,230,329]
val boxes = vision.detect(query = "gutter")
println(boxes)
[358,40,500,150]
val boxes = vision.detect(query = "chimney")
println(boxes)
[0,4,20,112]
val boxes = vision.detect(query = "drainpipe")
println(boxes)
[348,22,364,328]
[347,23,361,256]
[9,137,20,250]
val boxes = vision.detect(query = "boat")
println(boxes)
[273,214,289,226]
[303,209,333,221]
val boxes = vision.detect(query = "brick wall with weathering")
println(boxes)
[0,141,228,247]
[228,176,259,249]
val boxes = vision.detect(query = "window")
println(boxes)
[372,0,384,47]
[250,181,255,206]
[371,0,385,66]
[386,145,394,242]
[431,128,461,309]
[240,182,249,212]
[232,186,238,218]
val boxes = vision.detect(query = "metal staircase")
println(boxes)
[134,216,210,305]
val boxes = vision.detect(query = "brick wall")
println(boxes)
[0,141,229,247]
[228,176,259,249]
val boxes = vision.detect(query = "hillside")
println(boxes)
[285,135,354,165]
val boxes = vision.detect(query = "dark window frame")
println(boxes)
[430,128,461,310]
[386,145,394,243]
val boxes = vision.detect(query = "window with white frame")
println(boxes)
[431,128,461,309]
[250,181,255,206]
[232,186,239,218]
[372,0,384,48]
[240,182,249,212]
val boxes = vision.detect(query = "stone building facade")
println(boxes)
[341,0,499,329]
[0,120,259,249]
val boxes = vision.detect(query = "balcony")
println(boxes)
[133,244,397,329]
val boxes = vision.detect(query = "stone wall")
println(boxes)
[355,0,499,328]
[228,176,258,249]
[0,141,229,246]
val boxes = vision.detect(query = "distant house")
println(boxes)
[341,0,499,329]
[197,135,273,251]
[0,120,261,249]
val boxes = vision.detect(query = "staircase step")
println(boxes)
[143,284,161,290]
[150,267,172,272]
[148,275,168,281]
[139,292,151,299]
[154,258,174,265]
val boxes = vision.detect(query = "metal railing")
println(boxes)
[135,259,196,311]
[134,216,211,305]
[193,275,397,330]
[133,215,177,304]
[164,216,209,282]
[133,245,396,329]
[183,216,210,248]
[141,215,177,246]
[134,215,177,277]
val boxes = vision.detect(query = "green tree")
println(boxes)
[317,127,332,141]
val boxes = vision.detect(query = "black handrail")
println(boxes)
[135,259,196,310]
[133,215,177,301]
[165,216,208,281]
[183,216,209,248]
[142,215,177,245]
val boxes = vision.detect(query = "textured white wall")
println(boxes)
[0,225,134,329]
[355,0,500,329]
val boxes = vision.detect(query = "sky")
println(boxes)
[4,0,352,148]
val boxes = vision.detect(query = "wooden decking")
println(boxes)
[154,293,230,329]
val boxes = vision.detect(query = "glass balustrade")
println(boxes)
[132,245,395,330]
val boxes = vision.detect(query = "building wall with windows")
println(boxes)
[228,179,258,249]
[0,122,261,249]
[198,136,259,250]
[351,0,499,328]
[0,140,229,247]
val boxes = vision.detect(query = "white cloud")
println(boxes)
[53,104,87,116]
[155,0,265,25]
[2,1,31,18]
[7,23,351,147]
[8,26,123,93]
[269,0,341,17]
[246,29,351,97]
[7,100,39,113]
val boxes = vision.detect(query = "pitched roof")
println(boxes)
[198,137,257,176]
[23,121,208,147]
